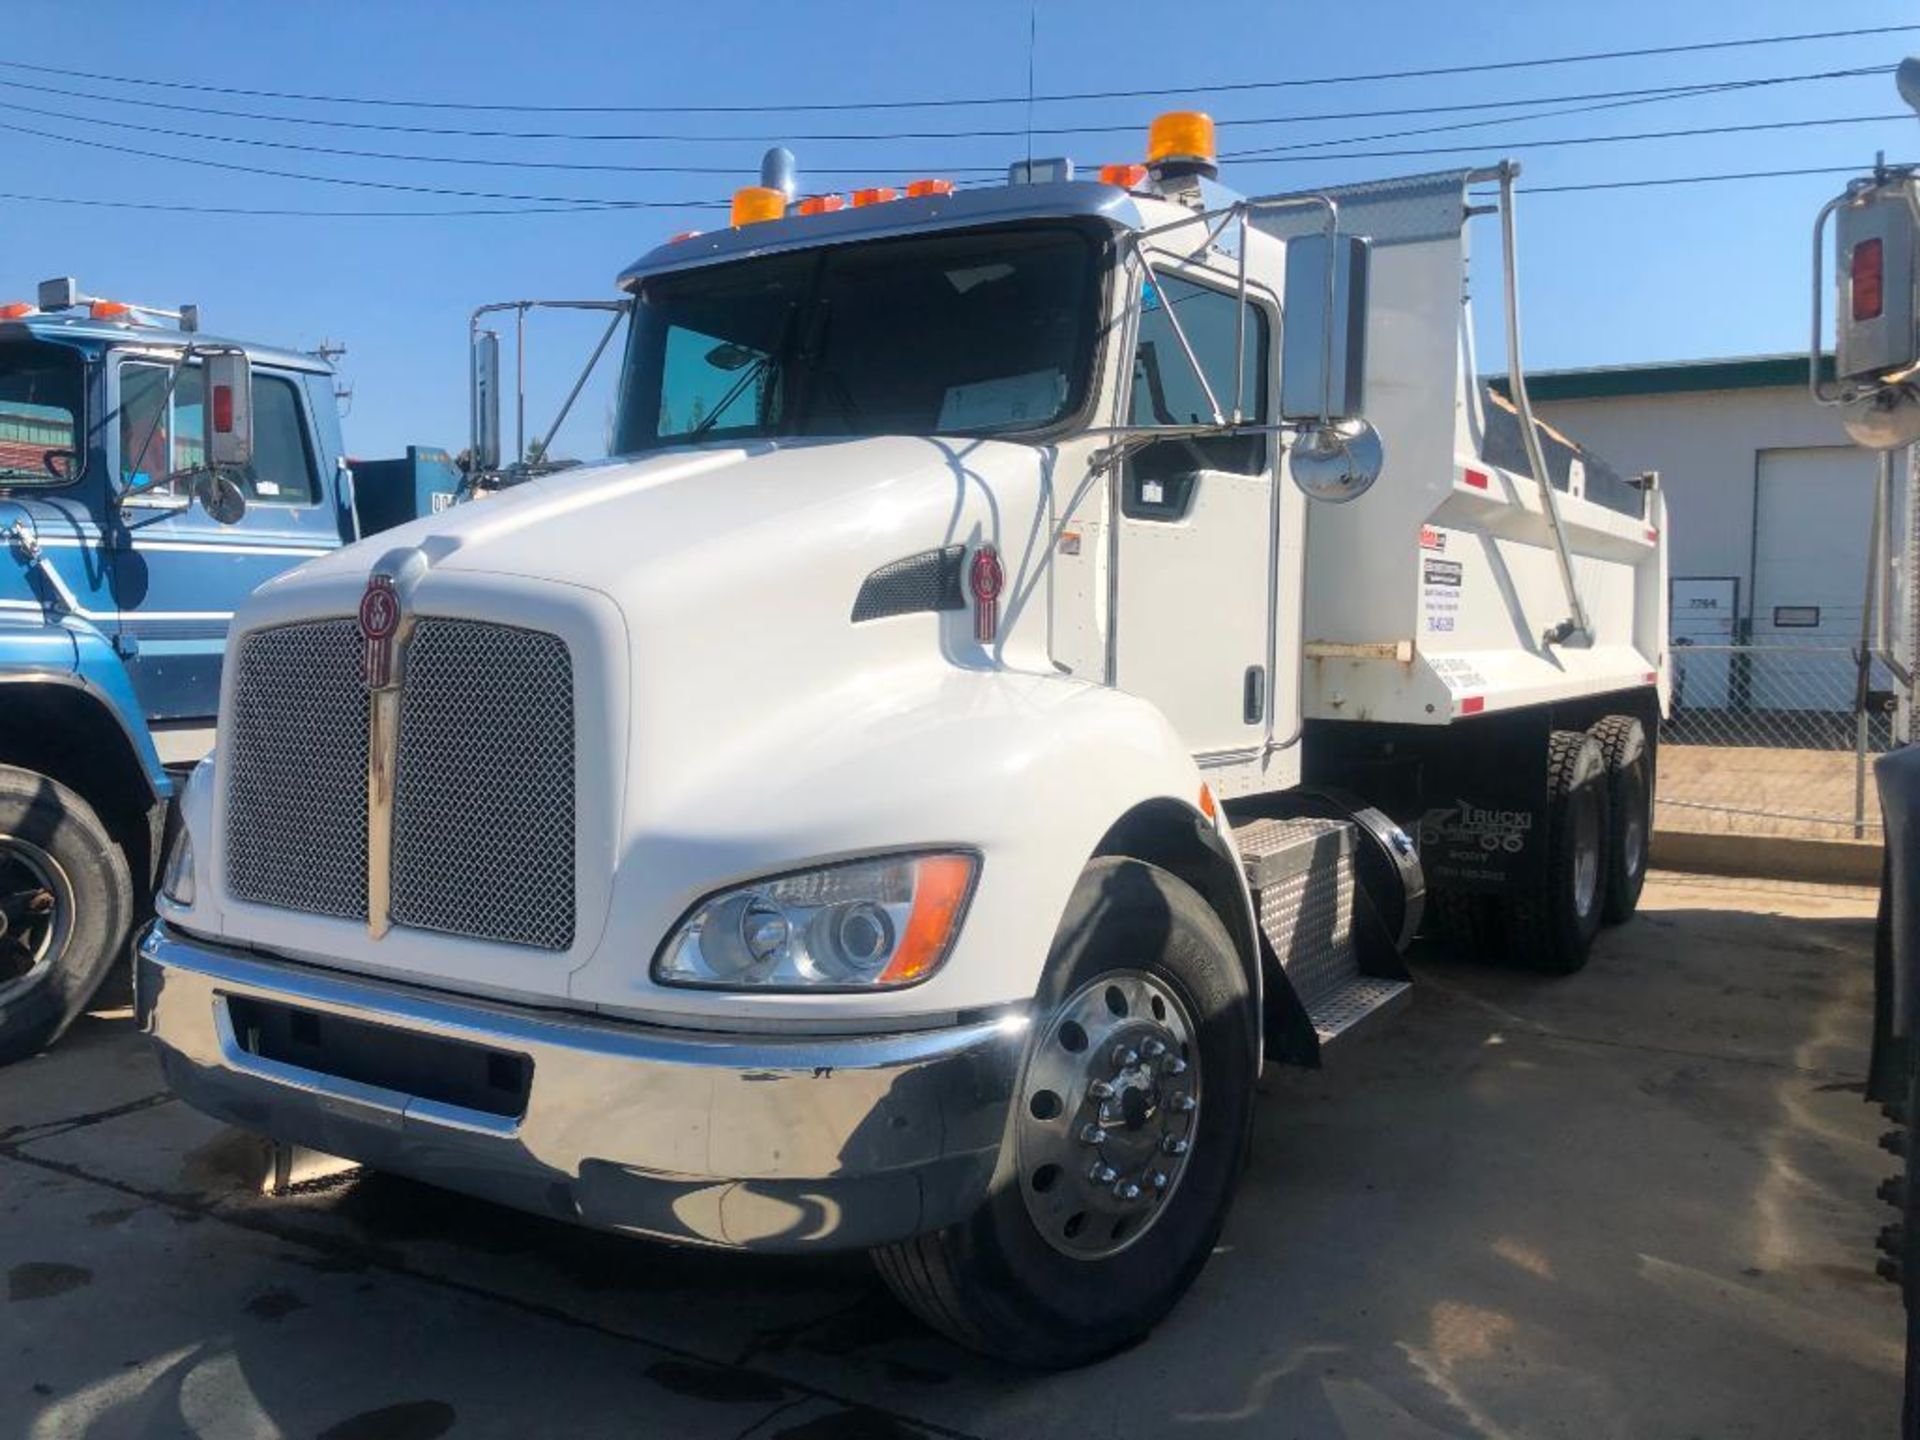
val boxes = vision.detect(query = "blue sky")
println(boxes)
[3,1,1916,460]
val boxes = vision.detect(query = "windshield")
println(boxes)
[612,223,1104,454]
[0,341,83,487]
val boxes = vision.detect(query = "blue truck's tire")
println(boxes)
[0,765,133,1066]
[872,857,1256,1368]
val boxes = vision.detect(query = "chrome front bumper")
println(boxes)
[137,922,1025,1251]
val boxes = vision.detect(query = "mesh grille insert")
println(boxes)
[850,545,967,623]
[225,621,370,921]
[389,620,576,951]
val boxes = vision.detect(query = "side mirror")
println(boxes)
[471,329,501,472]
[1281,233,1370,425]
[190,469,247,525]
[202,350,254,470]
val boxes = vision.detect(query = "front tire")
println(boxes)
[874,857,1256,1368]
[0,766,133,1066]
[1502,731,1610,975]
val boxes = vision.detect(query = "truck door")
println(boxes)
[1113,269,1277,757]
[110,356,337,743]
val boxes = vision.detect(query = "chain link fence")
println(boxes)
[1657,641,1903,840]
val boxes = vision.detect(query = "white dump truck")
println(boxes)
[139,112,1668,1367]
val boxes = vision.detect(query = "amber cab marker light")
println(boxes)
[666,229,703,244]
[878,854,977,985]
[1198,785,1218,822]
[0,302,34,319]
[905,178,954,198]
[850,186,900,208]
[796,194,846,216]
[1099,163,1150,190]
[1146,111,1218,177]
[89,300,133,320]
[730,186,786,228]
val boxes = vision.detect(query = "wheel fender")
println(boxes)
[579,670,1239,1023]
[0,619,168,805]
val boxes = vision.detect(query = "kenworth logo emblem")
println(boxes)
[358,573,401,689]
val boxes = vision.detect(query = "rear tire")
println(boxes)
[1502,731,1610,975]
[1428,887,1503,961]
[873,857,1256,1368]
[1589,715,1651,924]
[0,765,133,1066]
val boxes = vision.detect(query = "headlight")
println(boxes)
[161,828,195,907]
[654,852,978,991]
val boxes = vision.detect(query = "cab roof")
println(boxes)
[616,178,1178,290]
[0,312,335,375]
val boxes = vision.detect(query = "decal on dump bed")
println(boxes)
[1421,555,1463,634]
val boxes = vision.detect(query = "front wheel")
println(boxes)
[873,857,1256,1368]
[0,765,133,1065]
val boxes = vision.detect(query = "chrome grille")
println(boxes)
[389,620,576,951]
[225,620,369,921]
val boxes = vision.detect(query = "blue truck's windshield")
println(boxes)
[612,223,1103,454]
[0,342,82,486]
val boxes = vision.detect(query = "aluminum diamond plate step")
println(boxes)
[1306,975,1412,1049]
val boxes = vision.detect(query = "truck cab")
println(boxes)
[0,280,453,1064]
[141,115,1667,1367]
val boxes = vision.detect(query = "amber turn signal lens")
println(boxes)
[905,178,954,198]
[797,194,846,215]
[879,854,978,985]
[850,186,900,208]
[1099,163,1150,190]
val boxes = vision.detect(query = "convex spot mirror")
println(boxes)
[190,469,247,525]
[1289,418,1384,504]
[1281,233,1371,425]
[201,349,254,471]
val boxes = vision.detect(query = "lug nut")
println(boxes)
[1113,1045,1140,1070]
[1090,1162,1118,1185]
[1163,1056,1188,1077]
[1162,1136,1190,1156]
[1080,1123,1109,1146]
[1150,1171,1169,1190]
[1088,1079,1115,1100]
[1142,1038,1167,1059]
[1113,1180,1143,1202]
[1172,1092,1197,1113]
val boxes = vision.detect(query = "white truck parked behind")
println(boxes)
[140,112,1668,1367]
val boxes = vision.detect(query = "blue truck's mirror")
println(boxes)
[471,330,501,472]
[201,350,254,471]
[1281,233,1370,425]
[189,469,247,525]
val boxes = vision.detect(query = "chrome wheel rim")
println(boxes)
[1572,791,1601,919]
[1016,970,1202,1260]
[0,836,72,1006]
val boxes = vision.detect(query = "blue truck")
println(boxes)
[0,278,455,1063]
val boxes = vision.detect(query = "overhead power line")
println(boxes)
[0,71,1885,178]
[1233,112,1911,167]
[0,117,720,208]
[0,63,1886,145]
[0,163,1900,222]
[0,23,1906,114]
